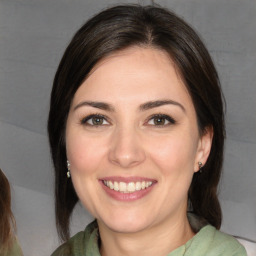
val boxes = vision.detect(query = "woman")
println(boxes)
[48,4,247,256]
[0,169,23,256]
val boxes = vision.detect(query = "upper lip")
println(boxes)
[99,176,157,183]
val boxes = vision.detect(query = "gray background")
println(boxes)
[0,0,255,255]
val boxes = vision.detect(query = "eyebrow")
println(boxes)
[139,100,186,112]
[73,99,185,112]
[73,101,114,111]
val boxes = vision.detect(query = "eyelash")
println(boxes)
[80,114,110,126]
[146,114,176,127]
[80,113,176,127]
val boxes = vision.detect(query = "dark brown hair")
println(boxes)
[48,4,225,241]
[0,169,16,254]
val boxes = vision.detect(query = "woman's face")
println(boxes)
[65,47,212,234]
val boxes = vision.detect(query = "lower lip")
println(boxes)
[100,181,156,202]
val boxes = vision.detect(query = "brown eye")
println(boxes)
[81,114,109,126]
[147,114,176,126]
[153,117,166,125]
[92,116,104,125]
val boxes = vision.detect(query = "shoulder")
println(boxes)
[187,214,247,255]
[195,225,247,255]
[1,238,23,256]
[51,221,99,256]
[51,231,84,256]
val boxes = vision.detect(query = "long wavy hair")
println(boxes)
[48,4,225,241]
[0,169,16,254]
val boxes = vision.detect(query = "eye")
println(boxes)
[81,114,109,126]
[147,114,176,126]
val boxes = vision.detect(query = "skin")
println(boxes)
[65,47,213,256]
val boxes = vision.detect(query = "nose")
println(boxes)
[108,126,146,168]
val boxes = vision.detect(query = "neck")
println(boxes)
[98,213,194,256]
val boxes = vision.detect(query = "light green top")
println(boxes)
[0,238,23,256]
[51,218,247,256]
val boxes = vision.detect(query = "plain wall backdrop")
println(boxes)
[0,0,255,255]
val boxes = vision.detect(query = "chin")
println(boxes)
[99,214,150,234]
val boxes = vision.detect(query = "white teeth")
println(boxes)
[135,182,141,191]
[103,180,153,193]
[114,181,119,191]
[109,181,114,189]
[119,182,126,192]
[127,182,136,192]
[147,181,152,187]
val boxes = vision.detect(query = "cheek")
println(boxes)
[66,132,107,176]
[148,132,199,176]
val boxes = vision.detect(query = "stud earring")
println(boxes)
[198,162,203,173]
[67,160,71,178]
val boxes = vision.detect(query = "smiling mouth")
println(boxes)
[103,180,154,193]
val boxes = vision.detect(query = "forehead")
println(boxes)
[72,47,193,109]
[89,46,180,82]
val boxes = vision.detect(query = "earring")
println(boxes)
[67,160,71,178]
[198,162,203,173]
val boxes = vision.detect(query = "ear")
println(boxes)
[194,126,213,172]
